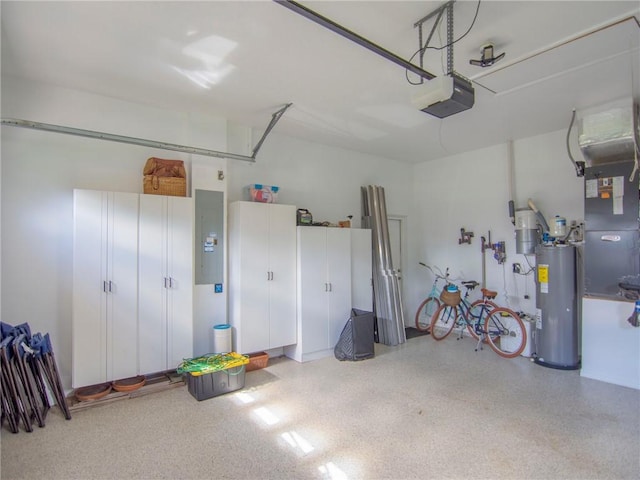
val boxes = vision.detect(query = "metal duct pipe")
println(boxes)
[377,186,393,270]
[362,185,406,346]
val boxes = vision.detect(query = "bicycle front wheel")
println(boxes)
[483,308,526,358]
[415,297,441,332]
[430,304,459,340]
[466,300,498,340]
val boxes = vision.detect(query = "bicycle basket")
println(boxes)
[440,287,461,306]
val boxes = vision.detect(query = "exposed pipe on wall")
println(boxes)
[507,139,516,225]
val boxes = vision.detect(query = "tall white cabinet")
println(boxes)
[138,195,193,374]
[72,190,139,388]
[285,227,372,362]
[73,189,194,388]
[228,201,297,354]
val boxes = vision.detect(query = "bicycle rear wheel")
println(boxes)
[415,297,441,332]
[429,304,459,340]
[483,308,526,358]
[466,300,498,340]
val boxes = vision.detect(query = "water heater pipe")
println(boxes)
[507,140,516,225]
[566,109,585,177]
[527,198,551,233]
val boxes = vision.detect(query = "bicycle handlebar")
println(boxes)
[418,262,449,280]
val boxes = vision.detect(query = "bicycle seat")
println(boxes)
[462,280,479,290]
[481,288,497,299]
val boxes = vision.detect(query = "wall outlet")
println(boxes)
[512,263,521,273]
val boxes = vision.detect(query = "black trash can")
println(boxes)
[334,309,375,361]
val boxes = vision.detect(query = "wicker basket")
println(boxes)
[245,352,269,372]
[143,175,186,197]
[440,288,461,307]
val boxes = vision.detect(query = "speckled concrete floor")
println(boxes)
[2,335,639,480]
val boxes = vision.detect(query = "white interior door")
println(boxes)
[138,194,168,374]
[388,217,408,325]
[327,228,352,347]
[268,204,297,348]
[237,202,270,353]
[107,192,139,381]
[388,218,402,283]
[167,196,193,367]
[73,189,108,387]
[351,229,372,311]
[298,227,328,353]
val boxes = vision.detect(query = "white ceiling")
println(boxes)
[1,1,639,163]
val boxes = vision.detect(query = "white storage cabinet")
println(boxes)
[285,227,372,362]
[72,190,139,387]
[228,201,297,354]
[350,228,373,311]
[138,194,193,374]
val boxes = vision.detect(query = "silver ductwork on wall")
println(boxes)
[361,185,406,346]
[578,98,639,167]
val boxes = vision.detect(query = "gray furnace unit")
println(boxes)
[535,244,580,369]
[579,100,640,297]
[582,160,640,297]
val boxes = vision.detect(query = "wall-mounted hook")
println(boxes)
[218,170,225,181]
[481,231,492,253]
[458,228,474,245]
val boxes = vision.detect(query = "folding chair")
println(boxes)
[1,361,20,433]
[12,334,48,428]
[31,333,71,420]
[0,336,32,432]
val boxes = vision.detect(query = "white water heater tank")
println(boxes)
[515,208,538,254]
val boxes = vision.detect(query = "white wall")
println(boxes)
[227,130,414,329]
[1,77,413,390]
[407,129,585,322]
[2,76,594,391]
[227,132,412,228]
[1,76,227,389]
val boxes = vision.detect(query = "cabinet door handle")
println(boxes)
[329,282,332,292]
[108,281,113,293]
[169,277,175,289]
[325,283,328,292]
[164,277,168,288]
[103,280,108,293]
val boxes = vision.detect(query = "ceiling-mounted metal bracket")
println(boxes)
[275,0,436,81]
[251,102,292,159]
[1,103,292,163]
[414,0,456,79]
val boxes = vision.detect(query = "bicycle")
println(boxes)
[430,280,497,341]
[414,263,450,332]
[430,283,526,358]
